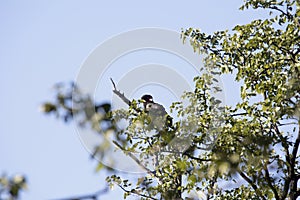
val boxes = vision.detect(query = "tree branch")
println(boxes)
[274,124,291,165]
[230,112,248,117]
[273,124,291,200]
[291,127,300,169]
[117,184,158,200]
[110,78,131,106]
[257,5,292,20]
[52,187,109,200]
[112,141,155,177]
[238,171,266,200]
[263,163,280,200]
[110,78,143,115]
[278,122,298,126]
[182,152,212,162]
[289,126,300,199]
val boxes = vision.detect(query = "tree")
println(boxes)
[42,0,300,199]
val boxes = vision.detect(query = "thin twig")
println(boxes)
[230,112,248,117]
[157,150,212,162]
[117,184,158,200]
[112,141,155,176]
[278,122,298,126]
[52,187,109,200]
[257,5,292,19]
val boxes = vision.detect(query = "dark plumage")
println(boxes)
[141,94,172,130]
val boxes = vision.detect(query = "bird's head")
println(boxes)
[141,94,154,108]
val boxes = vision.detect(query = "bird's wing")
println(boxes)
[147,103,168,116]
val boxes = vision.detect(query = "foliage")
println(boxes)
[0,174,27,200]
[42,0,300,199]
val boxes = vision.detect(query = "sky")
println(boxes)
[0,1,269,199]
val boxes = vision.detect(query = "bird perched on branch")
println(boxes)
[141,94,173,130]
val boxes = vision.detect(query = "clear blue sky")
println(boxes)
[0,1,268,199]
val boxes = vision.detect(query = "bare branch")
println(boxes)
[52,187,109,200]
[230,112,248,117]
[110,78,131,106]
[112,141,155,176]
[278,122,298,126]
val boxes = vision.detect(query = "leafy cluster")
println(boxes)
[42,0,300,199]
[0,174,26,200]
[181,0,300,199]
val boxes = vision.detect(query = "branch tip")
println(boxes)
[110,78,116,90]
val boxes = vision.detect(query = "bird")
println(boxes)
[141,94,173,130]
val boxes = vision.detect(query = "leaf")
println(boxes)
[95,163,105,172]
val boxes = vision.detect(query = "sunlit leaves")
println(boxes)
[0,174,27,200]
[181,0,300,199]
[41,0,300,199]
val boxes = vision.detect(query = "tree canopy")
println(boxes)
[42,0,300,199]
